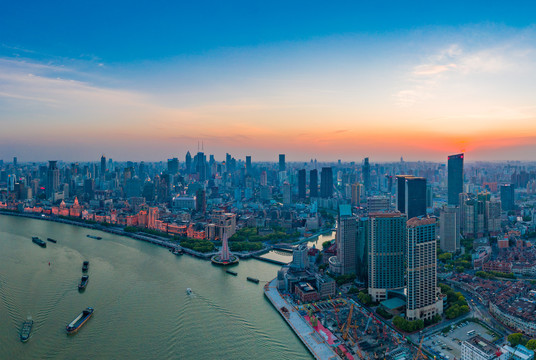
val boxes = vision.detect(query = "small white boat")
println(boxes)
[186,288,192,295]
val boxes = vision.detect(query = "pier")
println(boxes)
[264,278,339,360]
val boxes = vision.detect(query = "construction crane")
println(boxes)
[364,314,373,333]
[352,323,365,359]
[340,304,354,340]
[413,333,425,360]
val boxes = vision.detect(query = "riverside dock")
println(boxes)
[264,278,339,360]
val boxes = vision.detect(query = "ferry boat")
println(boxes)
[20,318,33,342]
[186,288,193,295]
[78,275,89,291]
[247,277,260,284]
[66,307,93,334]
[31,237,46,248]
[172,248,184,255]
[47,238,57,243]
[82,261,89,272]
[86,235,102,240]
[226,270,238,276]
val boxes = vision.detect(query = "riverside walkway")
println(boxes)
[264,279,339,360]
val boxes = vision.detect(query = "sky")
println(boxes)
[1,1,536,162]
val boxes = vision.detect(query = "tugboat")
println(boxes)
[82,261,89,272]
[186,288,193,295]
[32,237,46,248]
[66,307,93,334]
[20,318,33,342]
[78,275,89,291]
[86,235,102,240]
[47,238,57,243]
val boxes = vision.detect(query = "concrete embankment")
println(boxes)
[264,278,339,360]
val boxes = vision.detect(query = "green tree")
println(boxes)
[526,339,536,350]
[508,333,526,347]
[322,241,332,249]
[438,253,453,261]
[456,266,465,273]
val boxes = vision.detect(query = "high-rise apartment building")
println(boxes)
[298,169,306,200]
[500,184,515,211]
[309,169,318,198]
[368,212,406,302]
[245,156,252,174]
[356,217,368,286]
[279,154,286,172]
[100,155,106,176]
[282,182,291,205]
[351,183,362,206]
[167,157,179,175]
[448,153,464,206]
[406,217,443,321]
[362,158,371,193]
[440,205,460,252]
[336,205,357,275]
[320,167,333,198]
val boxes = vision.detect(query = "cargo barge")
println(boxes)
[82,261,89,272]
[247,277,260,284]
[226,270,238,276]
[78,275,89,291]
[47,238,57,243]
[20,318,33,342]
[86,235,102,240]
[32,237,46,248]
[66,307,93,333]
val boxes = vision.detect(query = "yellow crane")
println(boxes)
[413,333,425,360]
[340,304,354,340]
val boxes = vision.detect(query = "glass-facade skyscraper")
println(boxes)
[448,153,464,206]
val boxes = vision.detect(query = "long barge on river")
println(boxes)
[32,237,46,248]
[66,307,93,334]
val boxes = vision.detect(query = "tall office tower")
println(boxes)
[362,157,371,193]
[167,158,179,175]
[355,217,368,285]
[440,205,460,252]
[351,183,362,206]
[278,154,286,172]
[195,152,207,181]
[396,175,413,213]
[13,157,17,167]
[486,200,502,235]
[100,155,106,176]
[500,184,515,211]
[406,217,442,321]
[282,182,292,205]
[46,160,60,199]
[185,151,192,174]
[292,243,309,270]
[298,169,306,200]
[195,188,206,214]
[336,205,357,275]
[405,177,427,219]
[245,156,252,174]
[260,171,267,186]
[426,184,433,208]
[448,153,464,206]
[368,212,406,302]
[320,167,333,198]
[309,169,319,198]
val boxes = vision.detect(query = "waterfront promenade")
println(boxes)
[264,279,340,360]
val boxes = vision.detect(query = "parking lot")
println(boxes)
[423,321,496,360]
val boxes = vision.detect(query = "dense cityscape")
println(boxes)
[2,153,536,359]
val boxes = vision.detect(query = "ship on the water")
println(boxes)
[78,275,89,291]
[31,237,46,248]
[247,277,260,284]
[47,238,57,243]
[82,261,89,272]
[186,288,193,295]
[20,318,33,342]
[172,248,183,255]
[86,234,102,240]
[226,270,238,276]
[66,307,93,333]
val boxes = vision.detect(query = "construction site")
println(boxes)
[296,298,425,360]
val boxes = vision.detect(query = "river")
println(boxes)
[0,215,312,359]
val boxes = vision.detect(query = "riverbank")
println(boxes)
[264,278,339,360]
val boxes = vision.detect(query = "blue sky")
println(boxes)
[1,1,536,162]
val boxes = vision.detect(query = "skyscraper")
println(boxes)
[100,155,106,176]
[46,160,60,199]
[500,184,515,211]
[278,154,286,172]
[298,169,306,200]
[282,182,291,205]
[195,188,206,214]
[396,175,413,213]
[351,183,362,206]
[355,217,368,286]
[440,205,460,252]
[362,157,371,193]
[245,156,252,174]
[406,217,442,321]
[195,152,206,181]
[167,157,179,175]
[309,169,318,198]
[320,167,333,198]
[405,177,427,219]
[448,153,464,206]
[368,212,406,302]
[185,151,192,174]
[336,205,357,275]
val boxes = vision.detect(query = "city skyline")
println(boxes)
[2,2,536,161]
